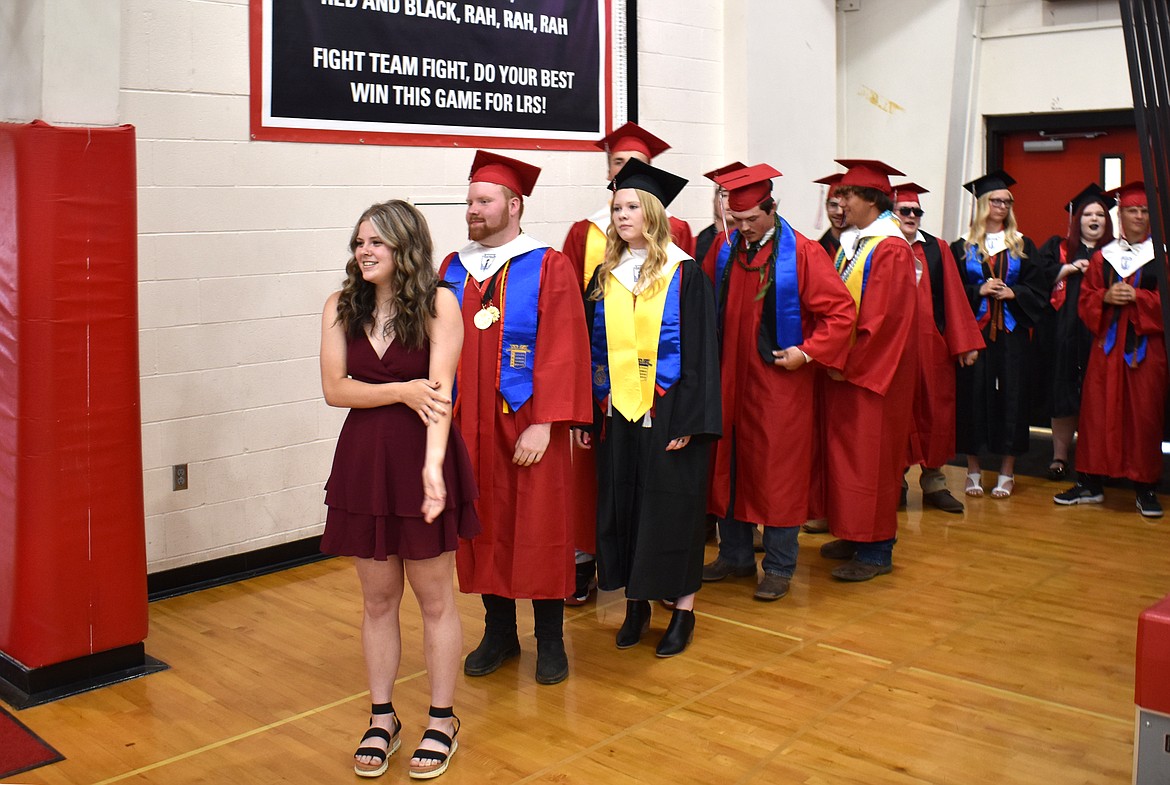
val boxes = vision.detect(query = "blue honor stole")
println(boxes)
[443,247,545,410]
[714,216,804,349]
[590,265,683,407]
[965,245,1021,333]
[1103,267,1148,366]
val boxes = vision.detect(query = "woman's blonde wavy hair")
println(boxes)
[335,200,438,350]
[589,188,672,300]
[964,192,1027,263]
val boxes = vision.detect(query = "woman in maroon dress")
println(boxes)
[320,200,479,779]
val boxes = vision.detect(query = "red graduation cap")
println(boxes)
[595,122,671,160]
[1108,180,1148,208]
[892,182,930,206]
[716,163,782,212]
[703,161,746,183]
[836,159,905,197]
[469,150,541,197]
[814,172,844,189]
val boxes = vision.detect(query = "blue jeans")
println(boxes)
[718,519,798,578]
[853,538,896,567]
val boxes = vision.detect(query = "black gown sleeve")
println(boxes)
[663,259,722,444]
[1007,236,1049,328]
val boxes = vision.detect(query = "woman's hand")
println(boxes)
[958,350,979,367]
[399,379,450,423]
[572,428,592,450]
[666,435,691,451]
[980,277,1003,297]
[513,422,551,466]
[421,463,446,524]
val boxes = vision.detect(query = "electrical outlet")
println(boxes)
[839,0,861,10]
[173,464,188,491]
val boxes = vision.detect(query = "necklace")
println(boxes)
[469,267,504,330]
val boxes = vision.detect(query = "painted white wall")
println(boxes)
[0,0,120,124]
[839,0,1133,240]
[725,0,838,237]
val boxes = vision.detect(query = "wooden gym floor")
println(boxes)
[6,465,1167,784]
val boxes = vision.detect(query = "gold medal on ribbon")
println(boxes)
[473,306,500,330]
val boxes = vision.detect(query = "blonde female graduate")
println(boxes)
[320,200,480,779]
[951,171,1047,499]
[573,159,721,657]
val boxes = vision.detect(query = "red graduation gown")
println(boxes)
[823,236,919,542]
[441,247,593,599]
[1075,248,1167,483]
[703,230,855,528]
[907,236,985,467]
[559,214,695,557]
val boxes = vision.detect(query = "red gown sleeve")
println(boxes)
[701,230,729,281]
[841,238,918,395]
[796,237,856,372]
[560,219,590,288]
[669,216,696,257]
[937,238,985,357]
[530,248,593,425]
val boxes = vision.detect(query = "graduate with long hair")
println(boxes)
[573,159,721,657]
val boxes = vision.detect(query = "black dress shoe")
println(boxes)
[535,639,569,684]
[655,609,695,657]
[615,600,651,649]
[463,631,521,676]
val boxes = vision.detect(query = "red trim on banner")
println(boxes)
[248,0,616,150]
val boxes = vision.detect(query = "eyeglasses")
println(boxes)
[897,207,924,218]
[988,198,1014,207]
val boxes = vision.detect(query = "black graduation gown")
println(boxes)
[951,235,1047,455]
[584,259,722,600]
[1032,235,1096,419]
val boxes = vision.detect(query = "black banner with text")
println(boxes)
[251,0,610,148]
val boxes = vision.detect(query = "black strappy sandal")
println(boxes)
[1047,459,1068,480]
[354,702,401,778]
[409,705,460,780]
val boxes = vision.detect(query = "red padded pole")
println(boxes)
[0,120,147,669]
[1136,594,1170,715]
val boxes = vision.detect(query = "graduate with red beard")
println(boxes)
[440,151,591,685]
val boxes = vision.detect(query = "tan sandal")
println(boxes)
[991,475,1015,499]
[355,702,401,778]
[964,472,983,497]
[409,706,459,779]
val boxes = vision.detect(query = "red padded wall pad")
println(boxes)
[0,120,147,668]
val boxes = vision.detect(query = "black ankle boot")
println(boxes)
[655,609,695,658]
[615,600,651,649]
[464,630,521,676]
[535,638,569,684]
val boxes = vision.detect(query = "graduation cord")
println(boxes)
[730,214,781,303]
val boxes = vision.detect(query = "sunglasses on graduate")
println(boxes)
[897,207,924,218]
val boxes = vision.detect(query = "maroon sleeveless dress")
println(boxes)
[322,333,480,561]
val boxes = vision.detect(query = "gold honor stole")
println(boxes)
[583,222,607,288]
[604,258,683,422]
[835,236,884,309]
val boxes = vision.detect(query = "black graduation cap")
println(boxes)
[962,169,1017,198]
[1066,182,1116,213]
[609,157,688,208]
